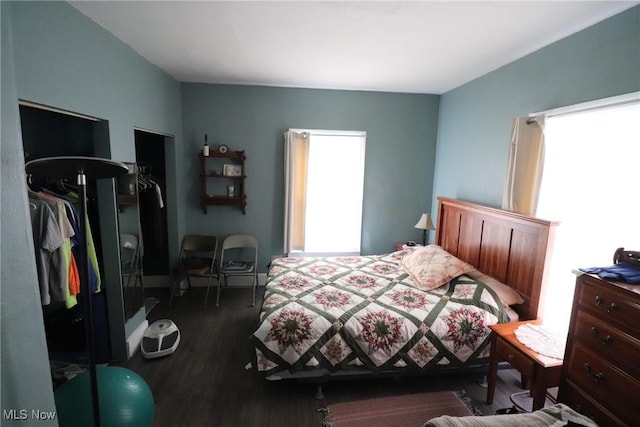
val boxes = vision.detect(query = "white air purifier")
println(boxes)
[141,319,180,359]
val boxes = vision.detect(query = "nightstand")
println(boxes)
[486,320,563,411]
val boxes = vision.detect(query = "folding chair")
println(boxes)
[218,234,258,307]
[170,235,219,307]
[120,233,143,309]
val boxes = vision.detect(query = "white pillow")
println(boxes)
[466,269,525,306]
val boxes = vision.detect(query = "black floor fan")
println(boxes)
[26,156,128,427]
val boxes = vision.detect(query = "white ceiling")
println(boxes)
[69,1,638,94]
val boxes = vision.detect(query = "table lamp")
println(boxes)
[414,213,435,246]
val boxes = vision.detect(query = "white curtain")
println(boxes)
[502,116,545,215]
[283,131,309,254]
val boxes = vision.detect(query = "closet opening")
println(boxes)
[134,129,170,279]
[20,101,116,363]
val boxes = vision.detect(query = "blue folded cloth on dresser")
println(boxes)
[580,262,640,284]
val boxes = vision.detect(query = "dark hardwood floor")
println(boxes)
[117,286,552,427]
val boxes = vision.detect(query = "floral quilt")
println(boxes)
[250,251,507,377]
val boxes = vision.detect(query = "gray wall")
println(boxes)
[2,1,183,416]
[433,6,640,210]
[181,84,440,268]
[8,0,185,354]
[10,0,185,252]
[1,3,58,424]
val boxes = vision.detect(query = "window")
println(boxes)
[535,97,640,333]
[284,129,366,256]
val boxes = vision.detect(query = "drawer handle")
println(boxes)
[594,296,618,313]
[590,327,614,345]
[583,363,605,383]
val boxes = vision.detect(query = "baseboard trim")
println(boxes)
[126,319,149,359]
[144,273,267,289]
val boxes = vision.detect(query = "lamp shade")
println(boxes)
[414,213,435,231]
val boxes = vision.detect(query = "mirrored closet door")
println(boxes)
[117,164,145,321]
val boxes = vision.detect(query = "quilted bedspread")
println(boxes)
[250,251,507,377]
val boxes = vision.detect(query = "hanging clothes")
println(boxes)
[138,171,166,250]
[28,183,102,308]
[63,189,102,293]
[36,191,76,305]
[29,199,64,306]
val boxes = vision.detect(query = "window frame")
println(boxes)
[284,128,367,257]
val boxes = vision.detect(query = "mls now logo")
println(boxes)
[3,409,57,420]
[3,410,27,420]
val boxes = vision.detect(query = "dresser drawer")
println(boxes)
[578,276,640,338]
[560,380,625,427]
[495,337,534,378]
[566,343,640,425]
[573,309,640,379]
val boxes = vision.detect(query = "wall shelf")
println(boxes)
[199,149,246,214]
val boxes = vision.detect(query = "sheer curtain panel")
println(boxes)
[283,131,309,254]
[502,117,545,215]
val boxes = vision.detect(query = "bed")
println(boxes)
[249,197,557,379]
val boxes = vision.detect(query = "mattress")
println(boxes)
[249,251,508,377]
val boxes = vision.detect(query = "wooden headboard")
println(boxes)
[435,197,558,321]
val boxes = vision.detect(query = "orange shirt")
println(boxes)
[68,253,80,296]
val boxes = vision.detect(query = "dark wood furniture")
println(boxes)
[199,148,246,214]
[436,196,558,321]
[486,320,563,411]
[557,273,640,426]
[613,247,640,267]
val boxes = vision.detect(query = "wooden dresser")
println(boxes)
[558,273,640,426]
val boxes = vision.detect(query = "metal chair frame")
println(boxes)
[170,234,219,307]
[218,234,258,307]
[120,233,143,308]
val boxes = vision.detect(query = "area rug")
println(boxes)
[320,390,478,427]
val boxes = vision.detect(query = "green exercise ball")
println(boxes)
[55,366,154,427]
